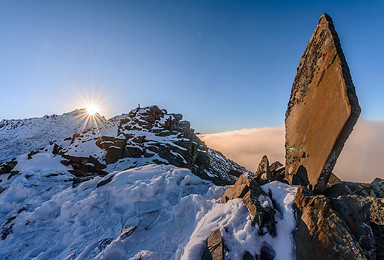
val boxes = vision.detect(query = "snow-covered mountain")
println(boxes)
[0,106,298,259]
[3,106,381,259]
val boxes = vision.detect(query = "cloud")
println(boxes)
[199,118,384,183]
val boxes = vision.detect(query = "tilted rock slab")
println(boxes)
[285,13,361,190]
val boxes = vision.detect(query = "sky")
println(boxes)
[0,0,383,133]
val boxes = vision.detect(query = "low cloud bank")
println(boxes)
[199,118,384,183]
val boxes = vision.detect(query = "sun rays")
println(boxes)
[70,90,114,143]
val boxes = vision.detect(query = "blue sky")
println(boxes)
[0,0,383,133]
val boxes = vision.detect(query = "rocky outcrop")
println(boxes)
[294,186,365,259]
[294,178,384,260]
[253,155,285,185]
[285,13,361,191]
[61,155,107,176]
[221,173,276,235]
[113,106,247,185]
[201,229,224,260]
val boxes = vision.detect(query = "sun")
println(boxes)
[86,104,100,116]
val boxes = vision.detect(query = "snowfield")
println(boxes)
[0,151,297,259]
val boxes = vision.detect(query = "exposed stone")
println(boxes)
[285,13,361,191]
[254,155,271,184]
[294,186,365,259]
[222,173,276,235]
[259,243,275,260]
[201,229,224,260]
[221,174,250,203]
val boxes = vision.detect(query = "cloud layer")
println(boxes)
[199,118,384,183]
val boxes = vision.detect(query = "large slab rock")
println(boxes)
[285,13,361,190]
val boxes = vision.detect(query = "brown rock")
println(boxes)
[201,229,224,260]
[254,155,271,184]
[221,174,250,203]
[285,13,361,190]
[294,186,365,259]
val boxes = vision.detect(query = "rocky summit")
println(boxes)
[285,13,361,191]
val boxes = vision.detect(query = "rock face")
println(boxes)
[201,229,224,260]
[285,13,361,190]
[294,178,384,259]
[221,173,276,235]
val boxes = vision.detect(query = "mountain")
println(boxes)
[0,105,297,259]
[0,105,246,185]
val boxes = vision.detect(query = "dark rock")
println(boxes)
[259,243,275,260]
[327,172,341,186]
[285,13,361,191]
[330,196,377,258]
[63,155,106,174]
[97,175,114,188]
[254,155,271,184]
[27,150,39,160]
[201,229,224,260]
[68,169,86,177]
[52,143,60,155]
[7,171,19,180]
[222,174,276,235]
[243,251,254,260]
[123,147,143,158]
[293,186,365,259]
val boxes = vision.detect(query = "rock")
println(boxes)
[254,155,271,184]
[222,174,276,235]
[7,171,19,180]
[259,243,275,260]
[0,160,17,175]
[294,186,365,259]
[254,156,285,185]
[63,155,106,175]
[52,143,60,155]
[330,196,377,259]
[285,13,361,191]
[243,251,254,260]
[201,229,224,260]
[327,172,341,186]
[221,174,250,203]
[96,175,114,188]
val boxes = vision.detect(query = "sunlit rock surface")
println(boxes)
[285,13,361,190]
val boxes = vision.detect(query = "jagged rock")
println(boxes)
[330,196,377,258]
[221,174,249,203]
[294,186,365,259]
[201,229,224,260]
[259,243,275,260]
[0,160,17,175]
[253,155,285,185]
[116,106,247,185]
[63,155,107,175]
[285,13,361,191]
[52,143,60,155]
[327,172,341,186]
[243,251,254,260]
[254,155,271,184]
[222,174,276,235]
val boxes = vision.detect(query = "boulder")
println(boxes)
[294,186,365,259]
[221,174,276,235]
[201,229,224,260]
[221,174,250,203]
[285,13,361,191]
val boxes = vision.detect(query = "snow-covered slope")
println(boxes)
[0,109,112,163]
[0,106,299,259]
[0,152,297,259]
